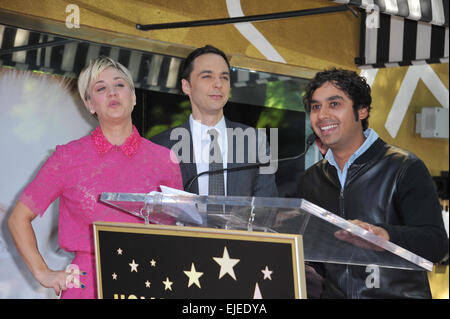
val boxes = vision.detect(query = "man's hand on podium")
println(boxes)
[334,219,390,252]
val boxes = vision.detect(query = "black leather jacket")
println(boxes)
[298,138,448,298]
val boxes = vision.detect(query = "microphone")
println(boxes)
[184,132,318,191]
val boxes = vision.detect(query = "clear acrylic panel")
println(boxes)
[100,192,433,271]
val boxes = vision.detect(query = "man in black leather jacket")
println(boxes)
[299,68,448,298]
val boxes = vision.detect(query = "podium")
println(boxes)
[94,193,433,299]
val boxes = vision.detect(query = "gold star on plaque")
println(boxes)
[117,248,123,255]
[261,266,273,280]
[183,263,204,288]
[213,246,240,280]
[145,280,151,288]
[163,277,173,291]
[129,259,139,272]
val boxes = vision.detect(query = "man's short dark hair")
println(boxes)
[180,45,231,81]
[303,68,372,131]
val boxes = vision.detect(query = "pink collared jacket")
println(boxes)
[20,125,183,298]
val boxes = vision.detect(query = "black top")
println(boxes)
[298,138,448,298]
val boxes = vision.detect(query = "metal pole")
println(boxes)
[0,39,74,55]
[136,5,350,31]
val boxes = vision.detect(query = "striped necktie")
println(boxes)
[207,128,225,196]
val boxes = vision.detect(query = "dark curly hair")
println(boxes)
[303,68,372,131]
[181,45,231,82]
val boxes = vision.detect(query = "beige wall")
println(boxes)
[370,64,449,176]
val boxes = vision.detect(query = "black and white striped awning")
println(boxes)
[0,24,184,93]
[357,11,448,68]
[0,25,293,93]
[332,1,449,68]
[333,0,449,26]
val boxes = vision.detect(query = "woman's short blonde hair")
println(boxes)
[77,56,135,103]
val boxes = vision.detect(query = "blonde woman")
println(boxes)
[8,56,183,299]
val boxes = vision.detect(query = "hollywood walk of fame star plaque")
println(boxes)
[94,222,306,299]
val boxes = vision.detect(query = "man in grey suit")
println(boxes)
[151,45,278,197]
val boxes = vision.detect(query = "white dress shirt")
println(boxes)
[189,114,228,195]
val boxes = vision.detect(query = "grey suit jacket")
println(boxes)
[150,118,278,197]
